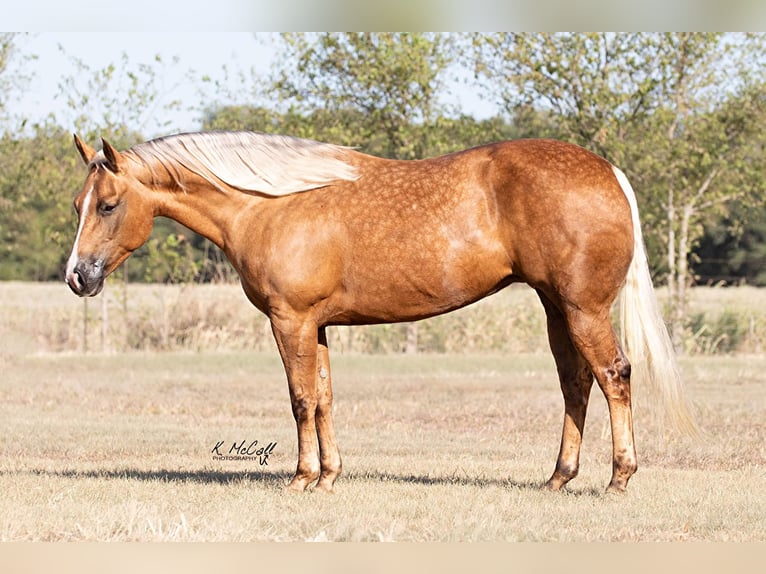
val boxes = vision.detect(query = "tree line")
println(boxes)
[1,33,765,346]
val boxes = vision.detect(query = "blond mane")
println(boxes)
[125,131,360,196]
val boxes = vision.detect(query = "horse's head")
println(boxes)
[65,135,154,297]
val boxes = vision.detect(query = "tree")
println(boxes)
[53,50,194,351]
[0,125,82,280]
[471,32,766,349]
[618,35,766,347]
[0,33,27,129]
[470,33,669,164]
[696,202,766,286]
[58,49,184,142]
[273,33,457,159]
[0,33,15,123]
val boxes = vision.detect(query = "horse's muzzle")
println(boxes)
[66,258,105,297]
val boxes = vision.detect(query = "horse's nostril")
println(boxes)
[74,269,85,290]
[67,260,105,297]
[66,266,87,294]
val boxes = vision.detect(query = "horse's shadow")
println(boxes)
[11,467,603,497]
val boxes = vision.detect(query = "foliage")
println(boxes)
[696,203,766,286]
[0,33,17,122]
[142,232,200,285]
[0,47,220,284]
[57,48,184,141]
[0,124,81,280]
[202,104,280,133]
[0,33,36,128]
[273,32,456,159]
[685,310,746,355]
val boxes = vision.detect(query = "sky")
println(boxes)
[10,33,283,136]
[7,32,496,138]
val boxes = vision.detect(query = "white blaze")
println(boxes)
[65,186,94,281]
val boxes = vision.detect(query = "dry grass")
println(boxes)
[1,348,765,541]
[2,281,765,541]
[0,280,549,355]
[5,281,766,355]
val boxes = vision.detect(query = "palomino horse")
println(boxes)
[65,131,693,493]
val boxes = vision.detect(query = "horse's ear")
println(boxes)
[101,138,125,173]
[73,134,97,165]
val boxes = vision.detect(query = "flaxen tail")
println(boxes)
[611,166,697,435]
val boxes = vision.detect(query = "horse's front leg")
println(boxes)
[270,314,321,491]
[270,314,341,492]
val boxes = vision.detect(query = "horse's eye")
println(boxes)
[99,202,118,215]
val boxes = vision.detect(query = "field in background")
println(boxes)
[1,281,765,541]
[2,281,766,355]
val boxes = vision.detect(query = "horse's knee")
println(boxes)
[291,396,318,421]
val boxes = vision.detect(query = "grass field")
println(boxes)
[1,348,765,541]
[1,282,765,541]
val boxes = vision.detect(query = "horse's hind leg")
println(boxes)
[537,291,595,491]
[564,306,637,493]
[315,327,342,492]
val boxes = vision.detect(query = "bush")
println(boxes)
[685,310,747,355]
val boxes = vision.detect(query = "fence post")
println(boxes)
[82,298,88,354]
[101,288,108,353]
[405,323,418,354]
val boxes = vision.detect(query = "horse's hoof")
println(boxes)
[284,477,312,493]
[314,481,336,494]
[605,483,628,495]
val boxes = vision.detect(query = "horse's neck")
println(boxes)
[150,177,255,251]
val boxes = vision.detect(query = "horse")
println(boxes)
[65,131,693,494]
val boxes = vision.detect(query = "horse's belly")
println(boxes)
[331,246,513,324]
